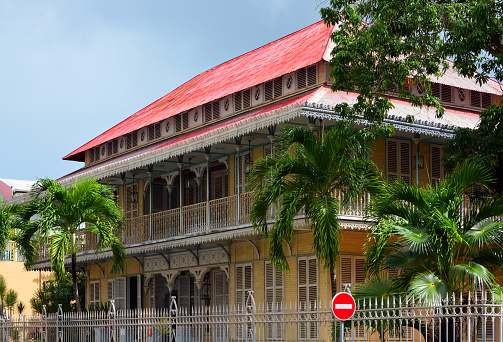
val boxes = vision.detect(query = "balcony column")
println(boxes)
[147,170,153,239]
[413,133,420,188]
[120,173,126,242]
[161,173,177,210]
[177,155,184,230]
[235,137,242,223]
[205,148,211,228]
[190,165,206,204]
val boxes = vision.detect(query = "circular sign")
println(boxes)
[331,292,356,320]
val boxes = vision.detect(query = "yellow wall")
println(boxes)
[0,261,52,314]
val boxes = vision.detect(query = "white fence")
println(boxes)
[1,291,501,342]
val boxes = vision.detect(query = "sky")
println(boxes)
[0,1,322,181]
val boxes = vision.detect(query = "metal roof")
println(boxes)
[58,85,481,184]
[64,21,334,162]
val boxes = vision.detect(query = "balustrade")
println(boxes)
[36,190,375,260]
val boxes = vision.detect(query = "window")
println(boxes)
[298,256,318,340]
[235,150,252,194]
[114,277,127,310]
[339,255,365,291]
[387,139,411,184]
[213,270,228,307]
[235,263,252,309]
[430,144,445,185]
[265,262,283,340]
[89,281,100,308]
[107,279,115,303]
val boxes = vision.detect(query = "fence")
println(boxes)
[1,291,502,342]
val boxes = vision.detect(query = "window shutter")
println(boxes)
[179,275,191,310]
[297,67,307,89]
[149,277,155,309]
[265,261,283,339]
[243,89,251,108]
[339,255,365,290]
[182,112,189,129]
[430,145,444,185]
[107,279,115,302]
[265,81,273,100]
[441,85,452,102]
[114,277,126,310]
[175,115,182,132]
[273,77,282,98]
[235,263,252,310]
[213,270,228,307]
[154,122,161,139]
[482,93,492,108]
[387,139,411,184]
[212,101,220,119]
[298,256,318,340]
[307,64,317,86]
[89,281,100,307]
[431,83,440,98]
[471,90,481,107]
[234,92,242,111]
[205,103,213,122]
[148,125,155,140]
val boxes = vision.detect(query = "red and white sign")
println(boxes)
[331,292,356,320]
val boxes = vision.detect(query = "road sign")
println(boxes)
[331,292,356,320]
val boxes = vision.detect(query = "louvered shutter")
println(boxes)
[430,145,444,185]
[387,139,411,184]
[471,90,481,107]
[107,279,115,302]
[235,151,252,194]
[178,275,191,310]
[114,277,126,310]
[149,277,155,309]
[482,93,492,108]
[307,65,317,86]
[339,255,365,291]
[265,262,283,339]
[235,264,252,309]
[297,67,307,88]
[298,256,318,340]
[89,281,100,307]
[213,172,228,199]
[213,270,228,307]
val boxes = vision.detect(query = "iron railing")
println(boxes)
[36,190,369,261]
[1,291,502,342]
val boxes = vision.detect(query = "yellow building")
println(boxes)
[16,21,501,327]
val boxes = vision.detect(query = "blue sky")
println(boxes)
[0,1,322,181]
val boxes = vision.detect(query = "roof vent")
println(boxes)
[118,136,126,153]
[455,88,469,105]
[251,84,264,106]
[220,95,233,117]
[283,73,296,95]
[161,118,175,137]
[137,127,148,145]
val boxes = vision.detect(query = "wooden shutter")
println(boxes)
[430,145,445,185]
[298,256,318,340]
[114,277,126,310]
[297,67,307,89]
[213,270,228,307]
[387,139,411,184]
[273,77,282,98]
[235,264,252,309]
[265,262,283,339]
[307,64,317,86]
[339,255,365,291]
[235,151,252,194]
[212,171,228,199]
[107,279,115,302]
[89,281,100,307]
[178,275,191,310]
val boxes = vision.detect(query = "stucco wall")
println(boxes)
[0,261,52,314]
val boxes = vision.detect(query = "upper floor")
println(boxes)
[6,20,499,265]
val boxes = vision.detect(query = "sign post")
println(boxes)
[331,292,356,342]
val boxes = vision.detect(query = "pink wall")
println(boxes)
[0,180,12,200]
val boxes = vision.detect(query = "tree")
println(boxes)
[319,0,503,124]
[248,121,384,276]
[0,275,19,316]
[319,0,503,191]
[16,178,125,312]
[363,160,503,304]
[30,272,85,314]
[0,200,22,253]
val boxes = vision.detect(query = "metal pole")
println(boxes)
[340,321,344,342]
[236,145,241,223]
[178,162,183,231]
[148,171,153,239]
[206,154,210,228]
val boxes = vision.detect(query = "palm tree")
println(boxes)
[0,200,23,254]
[364,160,503,304]
[248,121,384,275]
[17,178,126,312]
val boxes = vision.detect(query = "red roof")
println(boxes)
[64,21,334,162]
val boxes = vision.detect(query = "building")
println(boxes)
[13,21,501,326]
[0,178,35,201]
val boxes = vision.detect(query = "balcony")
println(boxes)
[36,190,369,261]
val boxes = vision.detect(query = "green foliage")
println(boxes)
[0,275,19,315]
[364,160,503,304]
[443,104,503,193]
[248,121,385,272]
[16,302,24,315]
[0,200,23,253]
[16,178,125,312]
[30,273,85,314]
[319,0,503,123]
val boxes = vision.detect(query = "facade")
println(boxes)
[12,21,502,325]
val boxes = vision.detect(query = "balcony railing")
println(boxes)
[36,191,368,261]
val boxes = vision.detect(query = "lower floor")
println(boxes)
[85,229,368,313]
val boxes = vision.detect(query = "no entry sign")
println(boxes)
[331,292,356,320]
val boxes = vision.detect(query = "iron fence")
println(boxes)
[1,291,502,342]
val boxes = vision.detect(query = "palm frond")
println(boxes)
[408,273,449,305]
[449,262,494,291]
